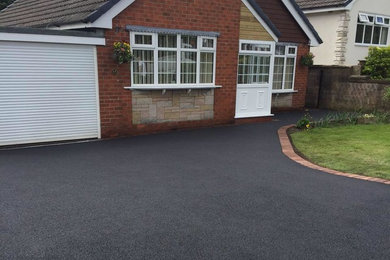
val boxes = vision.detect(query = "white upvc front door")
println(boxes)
[235,40,274,118]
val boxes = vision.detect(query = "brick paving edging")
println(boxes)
[278,125,390,185]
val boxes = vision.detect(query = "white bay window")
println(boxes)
[130,32,217,88]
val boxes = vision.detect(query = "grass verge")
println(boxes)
[290,124,390,180]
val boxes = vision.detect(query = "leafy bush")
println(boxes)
[372,111,390,123]
[383,87,390,103]
[296,114,312,129]
[363,47,390,79]
[300,52,315,67]
[312,111,362,128]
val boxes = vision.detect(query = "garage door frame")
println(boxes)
[0,27,105,146]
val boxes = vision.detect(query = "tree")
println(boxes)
[0,0,14,11]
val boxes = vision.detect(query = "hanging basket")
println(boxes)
[113,41,132,64]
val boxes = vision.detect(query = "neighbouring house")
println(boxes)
[296,0,390,66]
[0,0,321,146]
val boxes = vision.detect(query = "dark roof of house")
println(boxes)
[295,0,353,11]
[0,0,119,27]
[0,0,322,45]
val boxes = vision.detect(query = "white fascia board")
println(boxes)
[281,0,320,47]
[50,22,94,30]
[304,7,349,14]
[0,32,106,45]
[303,0,355,14]
[50,0,136,30]
[241,0,278,42]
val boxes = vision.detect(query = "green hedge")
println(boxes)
[363,46,390,80]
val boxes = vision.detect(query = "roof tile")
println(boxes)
[295,0,351,10]
[0,0,109,27]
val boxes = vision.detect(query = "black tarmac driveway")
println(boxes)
[1,110,389,259]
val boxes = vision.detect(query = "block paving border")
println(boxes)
[278,125,390,185]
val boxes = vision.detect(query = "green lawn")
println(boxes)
[290,124,390,180]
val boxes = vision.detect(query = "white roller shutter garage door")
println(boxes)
[0,41,100,146]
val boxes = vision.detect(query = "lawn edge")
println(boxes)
[278,125,390,185]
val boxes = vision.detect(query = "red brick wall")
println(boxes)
[97,0,311,137]
[97,0,241,137]
[293,44,310,108]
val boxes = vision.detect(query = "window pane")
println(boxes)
[241,43,271,52]
[272,57,285,89]
[238,55,270,84]
[202,38,214,48]
[275,45,285,55]
[355,24,364,43]
[158,51,177,84]
[284,58,295,89]
[376,16,384,24]
[373,26,381,44]
[288,47,296,55]
[359,14,369,23]
[364,25,373,44]
[181,36,197,49]
[181,52,197,84]
[158,34,177,48]
[135,34,152,45]
[380,27,389,45]
[133,50,154,84]
[200,52,214,83]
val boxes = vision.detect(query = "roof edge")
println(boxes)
[0,26,104,38]
[84,0,121,23]
[283,0,322,46]
[299,0,355,12]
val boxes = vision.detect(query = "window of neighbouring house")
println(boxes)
[272,44,297,91]
[355,13,390,46]
[130,32,216,87]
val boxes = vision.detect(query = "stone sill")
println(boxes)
[124,85,222,91]
[272,90,298,94]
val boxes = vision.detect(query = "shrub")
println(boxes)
[300,52,315,67]
[312,111,362,128]
[296,114,312,129]
[383,86,390,103]
[362,47,390,79]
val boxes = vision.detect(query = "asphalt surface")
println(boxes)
[1,110,389,259]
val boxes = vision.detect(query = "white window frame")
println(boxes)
[272,44,297,93]
[376,15,385,25]
[237,40,275,87]
[239,39,273,55]
[130,32,217,89]
[355,13,390,46]
[130,32,155,48]
[359,13,371,24]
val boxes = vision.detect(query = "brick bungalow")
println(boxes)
[0,0,321,140]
